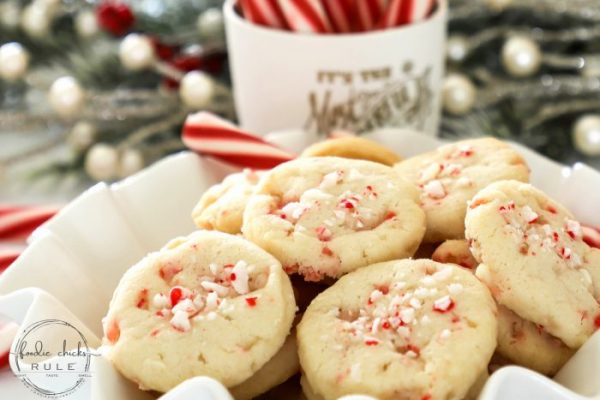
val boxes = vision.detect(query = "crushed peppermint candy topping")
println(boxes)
[457,145,474,157]
[200,281,229,296]
[316,225,332,241]
[566,219,582,240]
[153,293,169,309]
[433,295,455,313]
[432,266,453,282]
[419,163,442,183]
[443,163,463,176]
[423,180,446,199]
[447,283,464,295]
[456,176,471,187]
[348,168,364,181]
[521,206,539,224]
[499,202,584,268]
[320,170,345,189]
[440,329,452,339]
[280,202,307,221]
[152,260,263,332]
[231,261,250,294]
[338,269,459,354]
[170,310,191,332]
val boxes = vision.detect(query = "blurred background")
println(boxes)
[0,0,599,203]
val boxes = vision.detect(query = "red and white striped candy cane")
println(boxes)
[277,0,333,34]
[182,112,296,170]
[322,0,355,33]
[356,0,387,31]
[0,247,24,274]
[408,0,435,23]
[0,204,60,241]
[238,0,289,29]
[380,0,434,28]
[583,224,600,249]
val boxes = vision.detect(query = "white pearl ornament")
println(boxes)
[446,35,469,64]
[502,36,542,78]
[0,1,21,30]
[85,144,119,181]
[21,2,53,38]
[0,42,29,81]
[119,149,145,178]
[49,77,86,118]
[119,34,156,71]
[197,8,224,38]
[442,74,477,116]
[485,0,512,11]
[75,10,99,39]
[179,71,215,109]
[68,121,96,151]
[573,115,600,157]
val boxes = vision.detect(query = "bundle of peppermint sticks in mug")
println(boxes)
[238,0,436,34]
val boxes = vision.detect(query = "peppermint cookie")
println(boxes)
[301,137,402,166]
[230,332,299,400]
[102,231,296,393]
[497,305,574,375]
[432,240,478,270]
[431,239,574,374]
[301,374,324,400]
[297,259,497,400]
[394,138,529,242]
[192,169,261,234]
[242,157,425,281]
[466,180,600,349]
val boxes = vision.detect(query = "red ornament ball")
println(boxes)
[163,52,226,89]
[96,2,135,36]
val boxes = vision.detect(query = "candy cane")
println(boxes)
[0,205,60,241]
[239,0,289,29]
[0,247,23,273]
[356,0,387,31]
[583,225,600,249]
[379,0,410,28]
[277,0,333,34]
[410,0,435,22]
[380,0,434,28]
[182,112,296,169]
[322,0,355,33]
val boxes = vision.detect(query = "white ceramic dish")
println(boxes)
[1,129,599,400]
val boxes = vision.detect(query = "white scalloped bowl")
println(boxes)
[1,129,600,400]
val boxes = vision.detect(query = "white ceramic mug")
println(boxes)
[224,0,447,136]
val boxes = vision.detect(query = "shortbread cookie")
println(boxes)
[431,239,574,374]
[301,137,402,166]
[102,231,296,393]
[301,374,324,400]
[497,305,574,375]
[432,240,478,270]
[465,372,488,400]
[242,157,425,281]
[297,259,497,400]
[466,180,600,349]
[394,138,529,242]
[192,169,261,234]
[230,332,299,400]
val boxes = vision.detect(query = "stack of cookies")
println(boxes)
[102,136,600,400]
